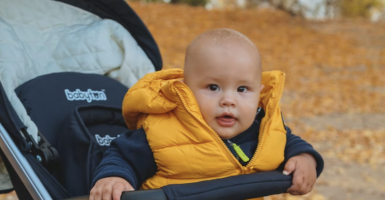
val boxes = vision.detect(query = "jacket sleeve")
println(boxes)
[279,126,324,177]
[91,128,157,189]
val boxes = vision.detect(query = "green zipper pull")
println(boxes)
[227,140,250,162]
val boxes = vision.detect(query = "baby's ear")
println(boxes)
[260,84,265,92]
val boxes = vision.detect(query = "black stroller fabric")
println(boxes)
[0,81,71,199]
[14,72,130,197]
[15,72,128,148]
[57,105,128,196]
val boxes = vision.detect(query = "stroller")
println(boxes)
[0,0,292,199]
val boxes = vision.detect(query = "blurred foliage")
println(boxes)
[170,0,207,6]
[257,0,385,19]
[336,0,384,18]
[0,192,16,200]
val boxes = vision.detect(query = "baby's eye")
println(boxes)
[208,84,219,91]
[237,86,248,92]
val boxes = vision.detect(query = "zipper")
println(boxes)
[227,139,251,163]
[226,139,239,162]
[226,140,239,161]
[246,72,286,167]
[174,86,245,173]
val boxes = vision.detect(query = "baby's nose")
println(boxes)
[220,98,236,107]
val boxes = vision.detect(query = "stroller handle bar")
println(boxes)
[67,170,292,200]
[66,189,166,200]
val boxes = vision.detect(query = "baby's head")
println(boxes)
[183,28,263,139]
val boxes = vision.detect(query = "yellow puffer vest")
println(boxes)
[123,69,287,194]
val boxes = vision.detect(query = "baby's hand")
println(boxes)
[89,177,134,200]
[283,153,317,195]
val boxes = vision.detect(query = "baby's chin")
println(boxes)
[209,123,248,139]
[216,130,242,140]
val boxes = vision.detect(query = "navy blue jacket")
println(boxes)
[92,109,324,189]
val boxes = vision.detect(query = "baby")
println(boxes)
[89,28,323,200]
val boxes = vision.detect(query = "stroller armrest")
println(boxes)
[67,170,291,200]
[161,170,292,200]
[122,189,167,200]
[121,170,292,200]
[65,189,166,200]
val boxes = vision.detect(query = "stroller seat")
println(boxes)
[15,72,129,149]
[0,0,158,145]
[15,72,130,197]
[0,0,161,198]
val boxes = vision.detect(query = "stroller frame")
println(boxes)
[0,123,50,199]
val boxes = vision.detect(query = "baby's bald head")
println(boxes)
[187,28,256,50]
[184,28,262,86]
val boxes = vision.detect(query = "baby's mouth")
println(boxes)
[216,113,236,127]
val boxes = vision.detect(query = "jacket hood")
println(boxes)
[123,69,183,129]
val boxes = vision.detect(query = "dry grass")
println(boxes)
[338,0,384,18]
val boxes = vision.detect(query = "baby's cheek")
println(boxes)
[195,94,215,112]
[199,103,214,120]
[242,113,255,130]
[241,104,258,125]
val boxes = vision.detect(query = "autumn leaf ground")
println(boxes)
[2,1,385,200]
